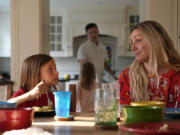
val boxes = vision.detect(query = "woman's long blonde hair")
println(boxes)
[129,20,180,101]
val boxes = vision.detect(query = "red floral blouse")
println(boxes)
[118,68,180,108]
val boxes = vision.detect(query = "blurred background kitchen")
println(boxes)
[0,0,139,83]
[0,0,179,93]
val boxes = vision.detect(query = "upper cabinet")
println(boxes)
[50,9,73,57]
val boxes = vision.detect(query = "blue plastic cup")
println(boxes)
[53,91,72,117]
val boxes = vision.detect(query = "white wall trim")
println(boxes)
[11,0,49,91]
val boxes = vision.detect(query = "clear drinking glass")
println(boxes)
[94,86,117,126]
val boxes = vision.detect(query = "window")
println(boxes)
[128,15,139,50]
[50,16,62,51]
[129,15,139,32]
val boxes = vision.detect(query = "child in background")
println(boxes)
[8,54,59,107]
[76,62,96,112]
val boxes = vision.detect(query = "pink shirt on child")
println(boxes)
[76,83,96,112]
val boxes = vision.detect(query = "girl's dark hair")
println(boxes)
[20,54,53,91]
[80,62,96,90]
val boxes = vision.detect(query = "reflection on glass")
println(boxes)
[57,35,62,42]
[50,44,55,51]
[51,16,55,24]
[57,25,62,33]
[136,16,139,23]
[54,126,70,135]
[50,35,55,41]
[50,25,55,33]
[57,44,62,51]
[57,16,62,23]
[130,15,135,23]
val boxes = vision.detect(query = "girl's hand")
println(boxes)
[8,81,50,106]
[29,81,49,100]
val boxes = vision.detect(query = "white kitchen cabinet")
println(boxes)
[50,9,72,57]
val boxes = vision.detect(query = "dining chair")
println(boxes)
[69,84,77,112]
[0,81,13,101]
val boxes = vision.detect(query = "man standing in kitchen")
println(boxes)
[77,23,113,86]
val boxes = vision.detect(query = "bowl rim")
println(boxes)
[53,91,72,95]
[123,106,162,110]
[0,101,16,104]
[130,101,165,105]
[0,107,33,111]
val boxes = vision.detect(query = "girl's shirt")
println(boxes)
[76,83,96,112]
[119,68,180,108]
[11,89,55,107]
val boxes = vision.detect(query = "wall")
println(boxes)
[55,56,134,79]
[11,0,50,91]
[54,57,80,79]
[147,0,179,51]
[50,0,139,8]
[148,0,172,36]
[0,0,11,78]
[0,12,10,57]
[139,0,148,21]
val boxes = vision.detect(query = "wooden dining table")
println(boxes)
[32,112,131,135]
[32,112,180,135]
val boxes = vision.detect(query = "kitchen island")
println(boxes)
[32,112,180,135]
[32,113,127,135]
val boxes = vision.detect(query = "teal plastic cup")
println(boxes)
[53,91,72,117]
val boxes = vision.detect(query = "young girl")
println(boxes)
[8,54,59,107]
[76,62,96,112]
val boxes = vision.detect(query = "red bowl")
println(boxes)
[0,108,34,132]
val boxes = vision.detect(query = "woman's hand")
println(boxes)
[28,81,50,100]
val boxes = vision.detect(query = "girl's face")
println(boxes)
[40,59,59,86]
[130,29,150,63]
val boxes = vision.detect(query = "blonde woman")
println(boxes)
[119,20,180,108]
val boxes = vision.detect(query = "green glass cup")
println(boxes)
[95,88,117,126]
